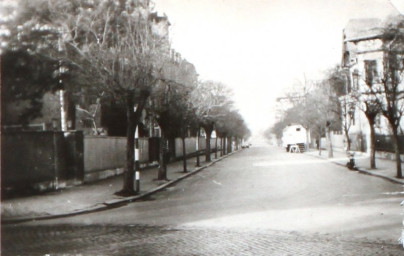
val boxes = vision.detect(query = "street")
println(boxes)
[3,145,404,255]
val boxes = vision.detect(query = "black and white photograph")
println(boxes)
[1,0,404,255]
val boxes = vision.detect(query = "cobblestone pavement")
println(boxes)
[2,224,403,255]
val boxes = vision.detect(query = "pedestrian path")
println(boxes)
[1,152,235,223]
[305,149,404,185]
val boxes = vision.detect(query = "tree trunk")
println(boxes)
[222,135,227,156]
[369,121,376,169]
[306,128,310,150]
[392,127,402,178]
[215,136,218,159]
[223,137,226,156]
[182,136,187,172]
[318,136,322,156]
[203,124,213,162]
[344,128,351,151]
[227,136,232,154]
[326,125,333,158]
[205,132,212,162]
[168,136,176,162]
[119,96,148,195]
[158,131,168,180]
[122,97,135,195]
[196,128,200,167]
[220,137,224,156]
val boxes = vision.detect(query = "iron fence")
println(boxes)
[375,135,404,154]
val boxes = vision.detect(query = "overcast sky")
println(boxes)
[154,0,402,135]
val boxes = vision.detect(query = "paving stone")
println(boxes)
[2,225,403,255]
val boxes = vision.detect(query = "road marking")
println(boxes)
[253,158,343,167]
[342,191,404,197]
[381,191,404,195]
[212,180,222,186]
[253,156,368,167]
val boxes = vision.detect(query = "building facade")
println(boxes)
[342,17,404,153]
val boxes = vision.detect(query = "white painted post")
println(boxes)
[196,129,200,167]
[135,125,140,193]
[59,89,67,132]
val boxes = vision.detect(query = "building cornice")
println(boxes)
[355,49,384,54]
[344,34,382,43]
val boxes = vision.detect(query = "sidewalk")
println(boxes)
[305,149,404,185]
[1,151,236,224]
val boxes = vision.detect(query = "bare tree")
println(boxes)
[375,19,404,178]
[152,80,193,179]
[150,51,198,178]
[215,109,250,154]
[358,61,383,169]
[17,0,168,194]
[340,95,356,151]
[191,80,234,162]
[293,79,341,157]
[305,87,330,155]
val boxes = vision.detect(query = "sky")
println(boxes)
[154,0,403,135]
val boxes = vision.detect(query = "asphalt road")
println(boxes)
[3,145,404,255]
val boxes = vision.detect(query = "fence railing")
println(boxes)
[375,135,404,154]
[2,131,227,195]
[317,133,403,154]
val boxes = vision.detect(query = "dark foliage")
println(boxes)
[1,49,71,125]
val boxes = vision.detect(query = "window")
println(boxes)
[364,60,378,85]
[375,114,381,128]
[352,69,360,91]
[349,110,355,126]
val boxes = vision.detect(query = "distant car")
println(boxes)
[242,142,251,148]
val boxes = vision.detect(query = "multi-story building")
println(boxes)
[341,17,404,152]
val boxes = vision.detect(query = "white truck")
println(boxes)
[281,124,308,152]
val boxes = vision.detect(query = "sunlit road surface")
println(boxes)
[3,145,404,255]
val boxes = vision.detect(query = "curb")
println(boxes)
[355,169,404,185]
[2,150,240,224]
[305,151,404,185]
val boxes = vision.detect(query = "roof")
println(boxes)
[343,18,383,42]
